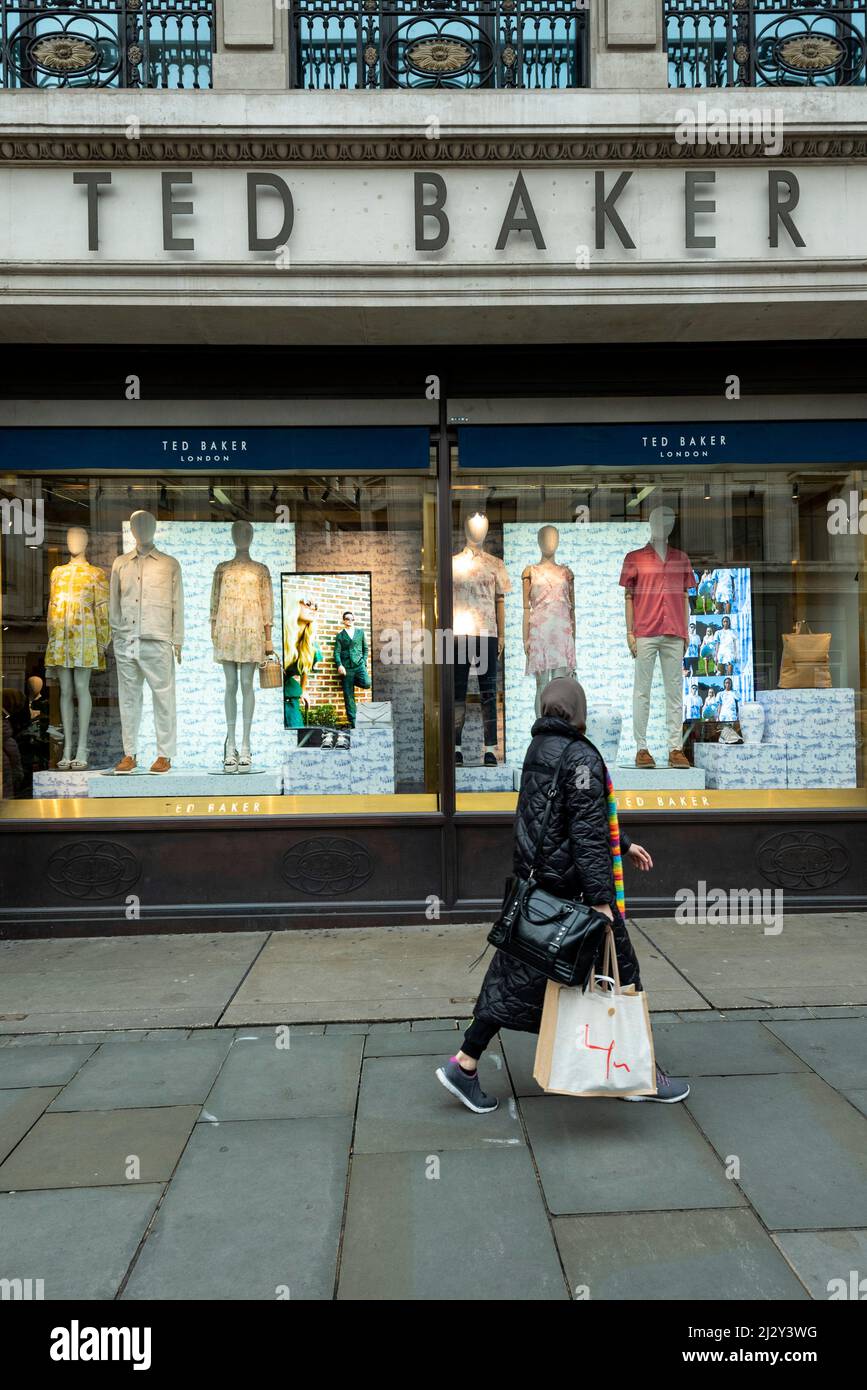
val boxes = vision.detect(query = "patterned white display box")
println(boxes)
[88,768,284,798]
[282,726,395,795]
[694,741,787,790]
[32,770,92,799]
[457,764,517,793]
[613,763,707,791]
[756,690,857,788]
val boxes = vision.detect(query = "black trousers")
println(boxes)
[453,635,498,747]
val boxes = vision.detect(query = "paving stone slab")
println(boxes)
[338,1149,567,1301]
[0,1105,199,1191]
[0,1087,61,1165]
[410,1019,460,1032]
[763,1019,867,1091]
[364,1030,478,1058]
[366,1022,411,1036]
[773,1230,867,1300]
[650,1020,808,1076]
[0,1186,163,1300]
[677,1011,725,1022]
[325,1023,370,1035]
[0,933,266,1033]
[520,1095,743,1217]
[354,1054,523,1153]
[49,1035,233,1112]
[202,1035,363,1121]
[500,1031,544,1097]
[638,914,867,1009]
[718,1009,773,1021]
[122,1117,352,1301]
[685,1074,867,1230]
[843,1090,867,1119]
[553,1209,808,1301]
[0,1044,97,1090]
[810,1007,867,1019]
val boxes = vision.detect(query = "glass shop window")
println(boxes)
[451,462,866,811]
[0,471,439,816]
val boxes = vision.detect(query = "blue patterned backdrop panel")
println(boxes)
[120,522,296,769]
[504,521,678,764]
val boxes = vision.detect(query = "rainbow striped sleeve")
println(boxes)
[606,770,627,919]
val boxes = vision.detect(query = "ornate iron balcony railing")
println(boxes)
[290,0,589,89]
[0,0,214,88]
[666,0,866,87]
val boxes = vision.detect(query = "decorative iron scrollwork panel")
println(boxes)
[0,1,214,89]
[291,0,588,89]
[666,0,866,87]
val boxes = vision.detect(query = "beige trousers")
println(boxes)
[633,636,685,752]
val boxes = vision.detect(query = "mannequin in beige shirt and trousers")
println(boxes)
[109,510,184,774]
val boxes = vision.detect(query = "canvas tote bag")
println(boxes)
[779,622,831,689]
[533,926,656,1098]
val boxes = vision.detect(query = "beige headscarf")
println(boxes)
[539,677,587,733]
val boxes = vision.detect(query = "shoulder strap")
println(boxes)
[529,740,573,880]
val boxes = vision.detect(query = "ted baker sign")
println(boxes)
[3,162,854,267]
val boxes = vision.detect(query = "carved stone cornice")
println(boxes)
[0,133,865,164]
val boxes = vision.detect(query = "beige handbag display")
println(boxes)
[533,926,656,1098]
[778,622,832,689]
[258,654,283,689]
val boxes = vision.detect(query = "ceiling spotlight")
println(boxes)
[704,480,711,501]
[159,484,168,509]
[321,487,331,503]
[269,484,278,505]
[354,487,361,507]
[792,481,800,502]
[208,486,216,505]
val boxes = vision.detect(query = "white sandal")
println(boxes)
[70,758,89,771]
[57,757,72,771]
[238,750,252,771]
[223,739,239,773]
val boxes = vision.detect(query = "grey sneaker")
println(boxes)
[435,1058,499,1113]
[622,1064,690,1103]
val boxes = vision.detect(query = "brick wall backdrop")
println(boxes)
[280,571,372,719]
[296,531,426,788]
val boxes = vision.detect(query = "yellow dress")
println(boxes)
[45,561,111,671]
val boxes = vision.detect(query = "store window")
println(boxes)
[1,443,438,817]
[452,441,866,812]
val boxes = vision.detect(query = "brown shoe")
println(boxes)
[114,755,137,774]
[669,750,691,769]
[635,748,656,769]
[149,757,172,774]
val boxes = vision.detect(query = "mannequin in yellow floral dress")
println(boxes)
[45,526,111,770]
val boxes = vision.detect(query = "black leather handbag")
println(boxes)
[487,742,610,989]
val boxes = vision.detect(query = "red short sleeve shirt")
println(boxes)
[619,544,697,641]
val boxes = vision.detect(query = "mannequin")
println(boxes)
[619,505,696,770]
[452,512,510,766]
[334,608,370,727]
[211,521,274,771]
[522,525,576,717]
[109,510,183,774]
[45,526,110,770]
[284,597,323,728]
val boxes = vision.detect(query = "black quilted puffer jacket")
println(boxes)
[472,715,642,1034]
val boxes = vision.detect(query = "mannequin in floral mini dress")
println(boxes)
[211,521,274,772]
[45,526,110,770]
[522,525,577,716]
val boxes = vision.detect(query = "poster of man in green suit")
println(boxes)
[334,609,371,726]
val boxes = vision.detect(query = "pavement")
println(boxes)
[0,914,865,1300]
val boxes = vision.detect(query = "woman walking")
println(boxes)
[436,677,689,1112]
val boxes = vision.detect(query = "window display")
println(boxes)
[453,460,866,810]
[0,461,438,814]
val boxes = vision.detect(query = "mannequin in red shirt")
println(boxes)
[619,506,696,770]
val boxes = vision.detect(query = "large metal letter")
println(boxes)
[162,172,195,251]
[768,170,805,248]
[414,173,449,251]
[685,170,716,249]
[73,172,112,251]
[495,172,546,250]
[247,173,294,251]
[594,172,635,250]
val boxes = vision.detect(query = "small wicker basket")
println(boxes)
[259,654,283,689]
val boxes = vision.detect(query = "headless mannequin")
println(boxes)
[624,505,691,766]
[54,528,97,770]
[522,524,576,717]
[214,520,274,769]
[453,513,505,760]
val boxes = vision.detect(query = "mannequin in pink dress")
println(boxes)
[522,525,577,716]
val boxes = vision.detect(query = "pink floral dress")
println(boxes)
[524,563,576,675]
